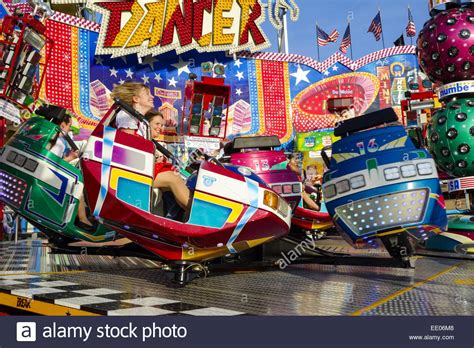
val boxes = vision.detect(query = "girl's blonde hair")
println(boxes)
[110,81,148,106]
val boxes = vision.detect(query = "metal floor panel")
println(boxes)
[0,240,161,273]
[0,239,472,316]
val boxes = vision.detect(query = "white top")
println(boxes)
[50,136,69,158]
[116,110,147,137]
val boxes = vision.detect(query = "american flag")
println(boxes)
[339,23,351,54]
[460,177,474,190]
[317,25,339,46]
[406,7,416,37]
[368,11,383,41]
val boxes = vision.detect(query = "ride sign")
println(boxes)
[437,81,474,100]
[86,0,298,57]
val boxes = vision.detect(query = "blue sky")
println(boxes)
[260,0,430,61]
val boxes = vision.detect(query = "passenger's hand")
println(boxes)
[64,150,79,162]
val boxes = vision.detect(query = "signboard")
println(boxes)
[86,0,297,58]
[296,130,339,152]
[437,80,474,100]
[184,135,220,150]
[448,176,474,192]
[429,0,473,10]
[0,100,21,123]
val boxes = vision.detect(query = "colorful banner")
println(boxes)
[296,130,339,152]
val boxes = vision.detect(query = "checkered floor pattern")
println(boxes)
[0,274,245,316]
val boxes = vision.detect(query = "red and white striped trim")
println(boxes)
[238,46,416,72]
[4,2,100,32]
[50,12,100,32]
[3,2,31,15]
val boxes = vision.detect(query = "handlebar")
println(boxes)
[113,98,146,122]
[320,145,331,168]
[60,129,79,152]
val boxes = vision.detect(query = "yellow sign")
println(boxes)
[86,0,295,58]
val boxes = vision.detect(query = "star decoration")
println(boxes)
[235,71,244,81]
[323,70,330,76]
[95,56,104,65]
[234,59,242,68]
[154,73,162,83]
[141,75,150,84]
[140,55,158,70]
[290,64,310,86]
[235,88,242,96]
[125,68,134,79]
[332,65,338,71]
[376,58,389,66]
[118,79,125,85]
[63,53,70,61]
[168,76,178,87]
[109,67,118,77]
[171,56,191,77]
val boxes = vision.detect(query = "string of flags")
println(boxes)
[316,6,417,57]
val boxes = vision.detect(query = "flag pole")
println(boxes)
[379,7,386,49]
[316,22,321,61]
[348,19,354,60]
[408,5,413,45]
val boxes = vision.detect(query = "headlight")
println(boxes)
[401,164,417,178]
[350,175,365,189]
[417,162,433,175]
[384,167,400,181]
[323,184,336,199]
[263,190,279,210]
[336,180,350,193]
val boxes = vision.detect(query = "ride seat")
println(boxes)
[151,187,164,216]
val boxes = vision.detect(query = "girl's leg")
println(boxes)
[153,171,191,209]
[77,196,93,226]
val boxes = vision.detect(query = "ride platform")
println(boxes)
[0,238,472,316]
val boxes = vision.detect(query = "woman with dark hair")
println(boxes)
[144,110,191,211]
[49,114,96,231]
[49,114,78,162]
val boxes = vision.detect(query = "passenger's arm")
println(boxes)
[302,191,320,211]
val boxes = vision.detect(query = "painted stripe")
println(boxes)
[93,127,116,216]
[226,178,259,254]
[0,292,99,316]
[13,142,81,187]
[109,168,153,191]
[1,146,82,199]
[23,191,67,228]
[193,191,244,224]
[454,279,474,285]
[351,261,466,316]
